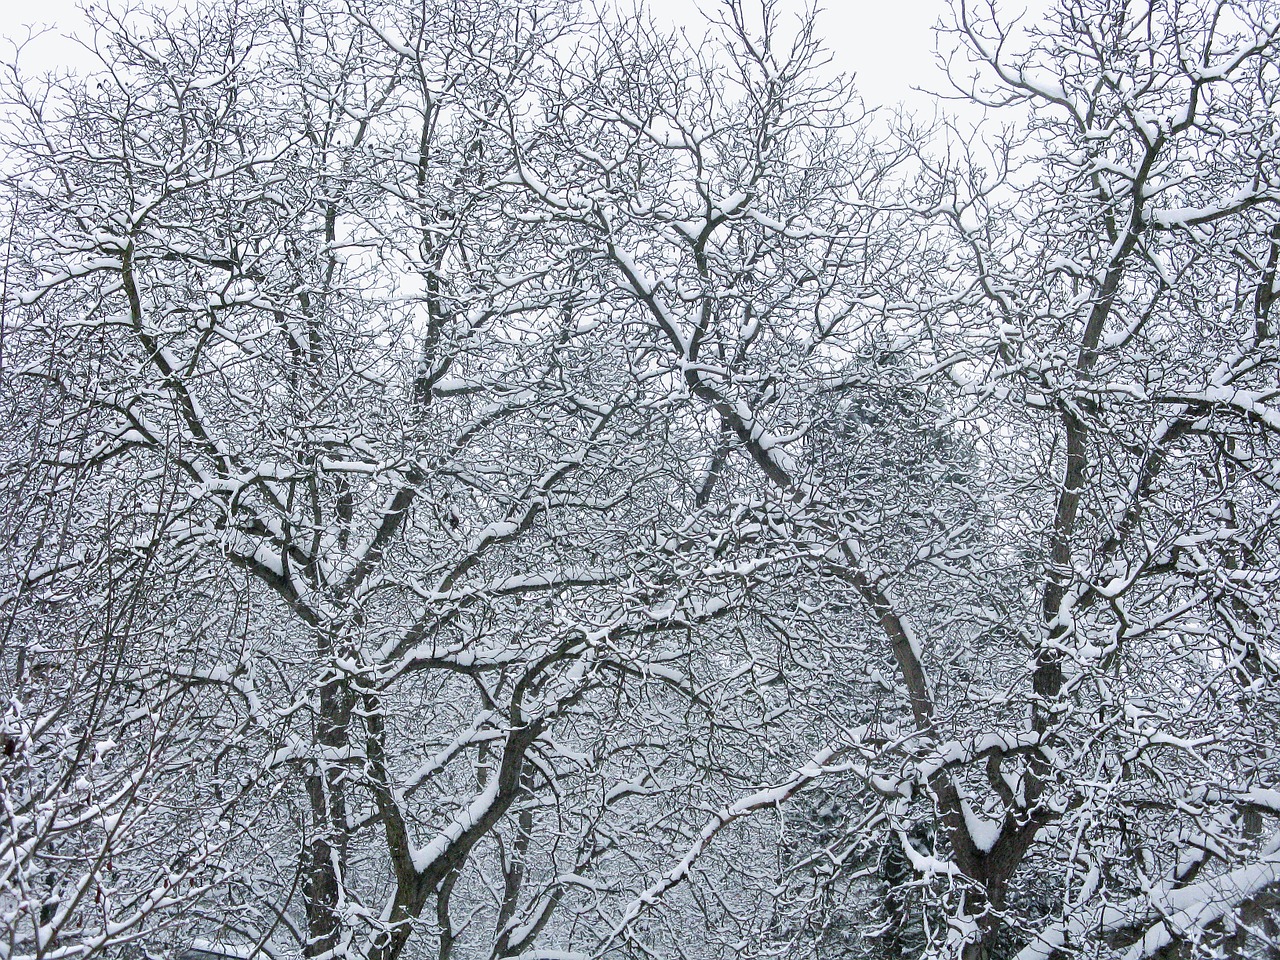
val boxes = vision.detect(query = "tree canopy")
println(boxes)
[2,1,1279,959]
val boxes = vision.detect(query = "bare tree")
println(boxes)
[7,2,1280,960]
[564,2,1280,959]
[0,1,870,958]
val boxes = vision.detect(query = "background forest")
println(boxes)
[2,1,1279,958]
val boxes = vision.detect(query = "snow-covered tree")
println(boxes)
[0,1,883,957]
[868,1,1280,955]
[558,2,1280,959]
[5,1,1280,960]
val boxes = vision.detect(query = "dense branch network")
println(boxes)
[2,2,1279,960]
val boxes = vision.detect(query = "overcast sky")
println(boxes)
[641,0,960,111]
[0,0,986,115]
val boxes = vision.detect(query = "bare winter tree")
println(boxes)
[0,3,819,957]
[551,2,1280,960]
[711,2,1280,958]
[0,1,883,958]
[5,1,1280,960]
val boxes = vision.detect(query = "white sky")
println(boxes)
[0,0,983,116]
[639,0,961,112]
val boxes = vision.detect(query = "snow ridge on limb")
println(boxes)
[1015,841,1280,960]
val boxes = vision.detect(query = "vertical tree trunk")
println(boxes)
[303,631,353,956]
